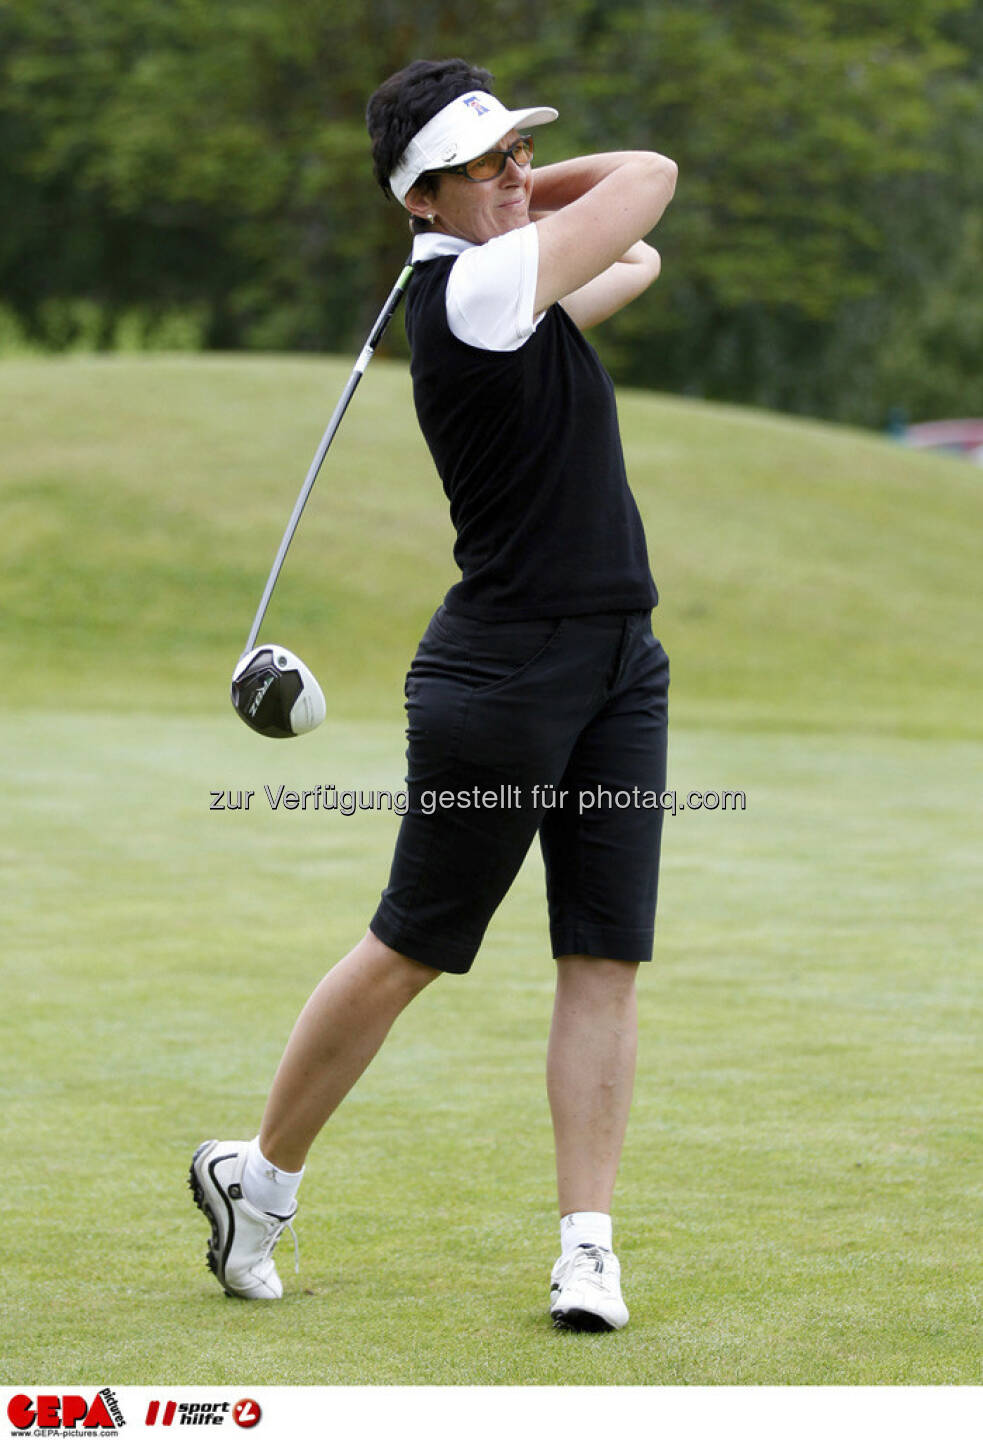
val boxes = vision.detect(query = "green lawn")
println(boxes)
[1,357,980,1385]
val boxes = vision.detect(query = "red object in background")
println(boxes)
[903,419,983,463]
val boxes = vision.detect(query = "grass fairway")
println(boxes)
[2,356,981,1386]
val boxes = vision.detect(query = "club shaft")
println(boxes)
[243,261,414,656]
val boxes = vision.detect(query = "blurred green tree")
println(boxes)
[0,0,978,423]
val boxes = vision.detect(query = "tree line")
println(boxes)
[1,0,980,426]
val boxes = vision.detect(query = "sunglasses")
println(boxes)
[432,134,535,183]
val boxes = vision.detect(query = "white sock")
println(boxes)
[560,1210,613,1255]
[241,1136,304,1215]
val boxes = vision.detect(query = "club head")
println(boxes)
[230,644,326,739]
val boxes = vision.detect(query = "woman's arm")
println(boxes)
[530,153,654,214]
[555,241,661,330]
[531,151,677,320]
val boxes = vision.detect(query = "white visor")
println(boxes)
[389,90,558,206]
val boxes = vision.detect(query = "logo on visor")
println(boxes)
[462,95,490,115]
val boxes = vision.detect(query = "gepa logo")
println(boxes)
[7,1389,124,1431]
[462,95,489,115]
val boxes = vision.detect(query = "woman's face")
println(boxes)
[408,129,533,244]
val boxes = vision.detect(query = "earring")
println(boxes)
[427,214,435,222]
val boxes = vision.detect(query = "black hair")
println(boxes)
[366,58,494,216]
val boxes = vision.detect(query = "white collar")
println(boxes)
[410,232,474,263]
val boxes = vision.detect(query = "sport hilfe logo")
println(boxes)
[145,1400,261,1429]
[7,1390,124,1431]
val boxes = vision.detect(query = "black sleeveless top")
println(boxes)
[405,255,658,620]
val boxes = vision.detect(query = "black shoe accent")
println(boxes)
[189,1141,245,1298]
[552,1308,616,1333]
[188,1143,223,1283]
[207,1148,241,1291]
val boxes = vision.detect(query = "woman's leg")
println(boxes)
[546,955,639,1215]
[259,929,440,1171]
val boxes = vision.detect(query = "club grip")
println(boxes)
[357,262,415,374]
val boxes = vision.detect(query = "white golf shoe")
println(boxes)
[189,1140,298,1300]
[549,1244,629,1331]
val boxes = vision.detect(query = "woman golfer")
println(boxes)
[191,58,676,1332]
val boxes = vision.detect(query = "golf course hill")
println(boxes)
[3,352,979,740]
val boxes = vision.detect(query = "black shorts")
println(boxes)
[370,607,670,974]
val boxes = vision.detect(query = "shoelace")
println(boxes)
[262,1214,301,1275]
[567,1245,611,1289]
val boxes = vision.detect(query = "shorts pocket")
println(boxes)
[432,609,566,694]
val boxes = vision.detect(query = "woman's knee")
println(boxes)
[362,928,442,996]
[554,955,638,999]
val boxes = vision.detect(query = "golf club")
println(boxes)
[231,259,415,738]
